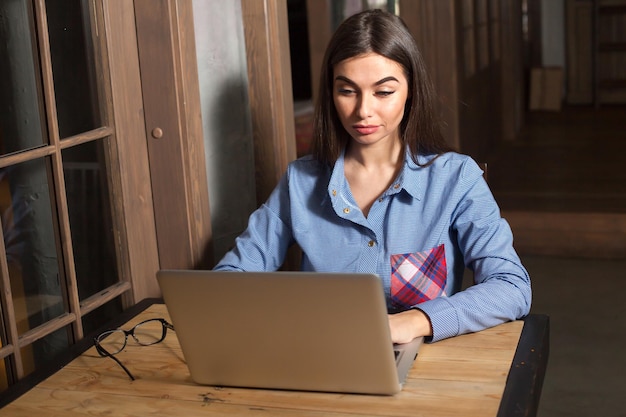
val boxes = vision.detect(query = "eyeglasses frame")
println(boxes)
[93,317,174,380]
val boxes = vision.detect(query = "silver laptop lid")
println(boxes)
[157,270,421,395]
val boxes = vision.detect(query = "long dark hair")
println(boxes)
[311,9,453,166]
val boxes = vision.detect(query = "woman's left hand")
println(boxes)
[388,309,433,344]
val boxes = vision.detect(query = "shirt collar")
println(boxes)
[401,150,426,201]
[328,147,430,202]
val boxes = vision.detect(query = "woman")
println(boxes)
[215,9,531,343]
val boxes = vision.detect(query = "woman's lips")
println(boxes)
[353,125,379,135]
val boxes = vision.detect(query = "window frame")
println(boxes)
[0,0,134,381]
[0,0,162,386]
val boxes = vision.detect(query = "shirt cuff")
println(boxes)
[414,297,460,343]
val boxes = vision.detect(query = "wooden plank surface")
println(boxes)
[0,304,523,417]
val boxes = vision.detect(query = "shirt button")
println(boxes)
[343,208,350,214]
[378,197,383,203]
[332,190,337,196]
[368,240,375,247]
[393,183,400,189]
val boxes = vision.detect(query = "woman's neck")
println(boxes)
[344,139,403,172]
[343,139,404,217]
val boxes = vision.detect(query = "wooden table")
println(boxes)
[0,299,549,417]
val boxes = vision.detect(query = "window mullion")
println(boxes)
[16,312,77,348]
[33,0,60,147]
[0,146,55,170]
[79,281,132,317]
[33,0,84,341]
[50,152,83,340]
[0,220,24,380]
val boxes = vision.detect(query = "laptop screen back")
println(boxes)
[157,270,418,395]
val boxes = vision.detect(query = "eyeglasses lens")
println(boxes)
[96,330,127,355]
[133,320,165,346]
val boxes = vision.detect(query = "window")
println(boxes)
[0,0,130,389]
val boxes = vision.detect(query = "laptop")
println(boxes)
[157,270,423,395]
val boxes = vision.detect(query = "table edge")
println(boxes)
[497,314,550,417]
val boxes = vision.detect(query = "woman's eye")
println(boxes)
[338,88,355,95]
[377,91,395,97]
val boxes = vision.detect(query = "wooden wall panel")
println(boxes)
[567,0,594,104]
[241,0,297,205]
[500,0,525,140]
[103,0,160,300]
[455,0,505,161]
[400,0,461,151]
[241,0,299,270]
[305,0,332,107]
[134,0,212,271]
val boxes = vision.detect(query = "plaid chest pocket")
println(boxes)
[390,244,448,309]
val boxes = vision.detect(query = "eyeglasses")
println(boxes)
[94,318,174,380]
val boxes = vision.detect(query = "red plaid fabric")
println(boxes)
[390,244,447,309]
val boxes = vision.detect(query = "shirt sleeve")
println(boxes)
[214,173,294,272]
[416,158,532,342]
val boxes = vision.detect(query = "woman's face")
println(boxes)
[332,52,409,148]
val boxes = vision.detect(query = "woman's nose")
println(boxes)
[355,94,373,119]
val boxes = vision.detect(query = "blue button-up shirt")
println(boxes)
[215,150,531,342]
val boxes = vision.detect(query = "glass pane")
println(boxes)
[20,325,69,377]
[63,140,119,301]
[82,297,122,336]
[0,159,64,335]
[46,0,101,138]
[0,309,10,390]
[0,1,48,156]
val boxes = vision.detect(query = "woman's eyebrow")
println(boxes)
[334,75,355,85]
[334,75,399,85]
[375,76,400,85]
